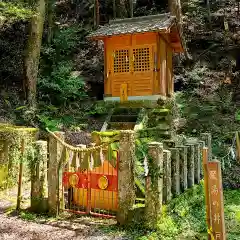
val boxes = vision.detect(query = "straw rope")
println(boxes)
[46,128,112,153]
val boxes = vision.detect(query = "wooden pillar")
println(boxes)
[199,140,205,178]
[104,39,111,96]
[31,140,48,212]
[193,143,201,184]
[176,145,188,191]
[160,37,167,96]
[163,150,171,204]
[145,142,163,229]
[48,131,65,216]
[167,46,173,96]
[169,148,180,196]
[117,130,136,225]
[186,143,195,188]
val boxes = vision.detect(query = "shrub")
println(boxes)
[38,61,88,106]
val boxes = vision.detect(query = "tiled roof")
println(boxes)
[88,13,176,38]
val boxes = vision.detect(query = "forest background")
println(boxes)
[1,0,240,239]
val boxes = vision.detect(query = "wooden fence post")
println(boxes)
[31,140,48,212]
[199,140,205,179]
[176,145,188,191]
[163,150,171,204]
[145,142,163,229]
[48,131,65,216]
[203,147,211,240]
[193,143,201,184]
[186,143,195,188]
[169,148,180,196]
[117,130,136,225]
[16,139,25,211]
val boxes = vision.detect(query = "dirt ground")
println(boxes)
[0,187,128,240]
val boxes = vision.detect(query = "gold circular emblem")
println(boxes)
[98,176,109,190]
[69,174,79,187]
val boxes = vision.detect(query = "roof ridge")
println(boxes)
[109,13,172,25]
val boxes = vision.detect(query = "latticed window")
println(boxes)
[133,48,150,72]
[113,50,130,73]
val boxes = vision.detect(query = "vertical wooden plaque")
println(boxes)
[120,83,128,102]
[208,161,226,240]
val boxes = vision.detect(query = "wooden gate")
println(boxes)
[61,151,118,218]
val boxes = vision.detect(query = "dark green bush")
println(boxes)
[38,61,87,106]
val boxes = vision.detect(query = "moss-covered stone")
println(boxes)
[145,142,163,229]
[117,130,136,225]
[91,130,120,145]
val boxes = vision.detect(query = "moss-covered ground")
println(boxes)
[98,183,240,239]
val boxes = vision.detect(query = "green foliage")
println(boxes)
[41,24,87,67]
[0,1,33,24]
[184,67,208,91]
[176,81,239,162]
[99,186,240,239]
[38,24,90,108]
[36,115,61,132]
[52,26,82,55]
[38,61,87,106]
[135,138,153,163]
[88,101,111,116]
[19,211,38,221]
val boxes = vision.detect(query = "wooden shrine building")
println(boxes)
[88,13,184,102]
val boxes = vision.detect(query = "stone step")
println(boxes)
[113,108,141,116]
[110,114,138,123]
[108,122,136,130]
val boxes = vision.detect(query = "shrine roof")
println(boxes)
[88,13,176,39]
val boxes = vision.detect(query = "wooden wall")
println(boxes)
[103,32,174,98]
[158,34,174,97]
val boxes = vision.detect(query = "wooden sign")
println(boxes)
[203,147,211,239]
[120,83,128,102]
[208,161,226,240]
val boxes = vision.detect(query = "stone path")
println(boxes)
[0,188,127,240]
[0,212,126,240]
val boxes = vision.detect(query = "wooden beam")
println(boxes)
[167,46,173,96]
[159,37,167,96]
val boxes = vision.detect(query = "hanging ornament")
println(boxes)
[64,148,70,169]
[71,152,77,168]
[144,155,149,177]
[69,150,74,165]
[76,152,80,169]
[90,152,94,170]
[100,148,104,165]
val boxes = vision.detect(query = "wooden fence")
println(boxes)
[6,128,212,228]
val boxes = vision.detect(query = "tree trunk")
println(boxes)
[47,0,55,44]
[129,0,133,18]
[113,0,117,18]
[24,0,46,107]
[94,0,100,28]
[168,0,191,60]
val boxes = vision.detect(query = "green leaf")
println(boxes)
[15,106,27,111]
